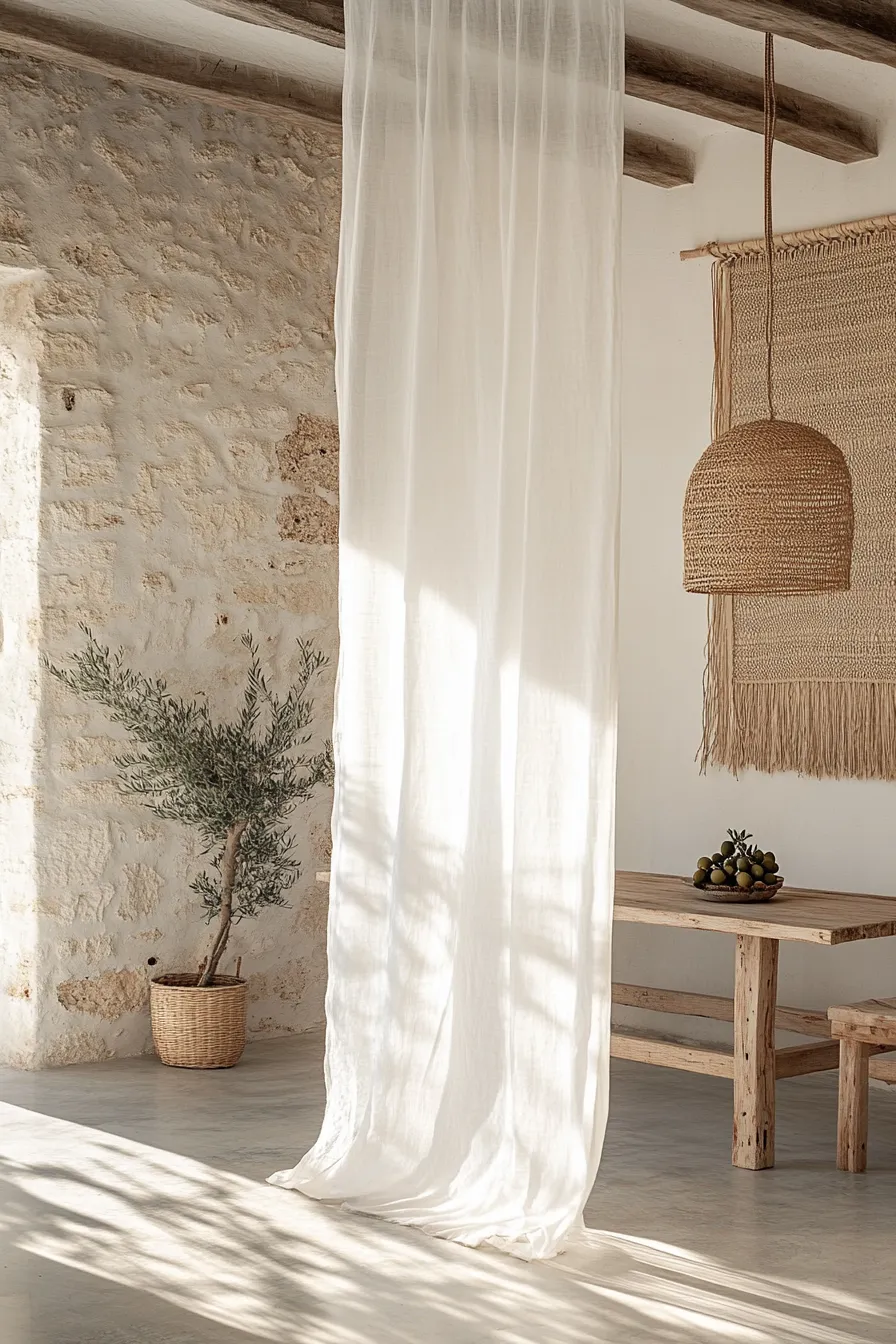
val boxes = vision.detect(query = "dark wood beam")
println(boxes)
[625,35,876,163]
[0,3,694,190]
[192,4,874,169]
[624,131,694,187]
[0,1,341,127]
[192,8,695,188]
[188,0,345,47]
[669,2,896,70]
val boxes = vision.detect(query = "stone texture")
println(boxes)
[38,884,116,925]
[41,816,112,870]
[0,56,340,1068]
[59,935,116,962]
[0,277,41,1061]
[33,1029,113,1068]
[45,499,124,533]
[278,494,339,546]
[309,820,333,865]
[248,958,308,1006]
[277,412,339,545]
[293,884,329,942]
[277,413,340,494]
[59,736,123,770]
[4,955,33,1001]
[56,968,149,1018]
[117,864,164,921]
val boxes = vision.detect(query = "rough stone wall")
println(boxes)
[0,274,42,1065]
[0,55,341,1068]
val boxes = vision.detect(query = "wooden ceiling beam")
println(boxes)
[625,35,876,163]
[191,6,693,189]
[187,0,345,47]
[189,4,877,169]
[624,131,694,188]
[669,2,896,70]
[0,1,341,127]
[190,6,875,169]
[0,3,694,190]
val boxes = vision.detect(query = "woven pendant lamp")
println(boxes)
[682,36,854,596]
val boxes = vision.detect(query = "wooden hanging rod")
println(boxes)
[681,210,896,260]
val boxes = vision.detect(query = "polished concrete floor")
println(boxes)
[1,1034,895,1344]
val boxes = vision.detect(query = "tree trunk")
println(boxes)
[198,819,248,987]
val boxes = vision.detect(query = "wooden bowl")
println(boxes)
[686,877,784,904]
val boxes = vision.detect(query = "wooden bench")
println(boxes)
[828,998,896,1172]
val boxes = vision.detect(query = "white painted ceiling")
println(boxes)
[8,0,896,155]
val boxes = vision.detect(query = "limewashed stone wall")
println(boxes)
[0,55,341,1067]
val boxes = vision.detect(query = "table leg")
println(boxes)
[837,1038,871,1173]
[733,933,779,1170]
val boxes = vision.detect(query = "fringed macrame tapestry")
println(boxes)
[699,214,896,780]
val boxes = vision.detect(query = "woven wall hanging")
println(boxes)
[685,213,896,779]
[682,35,854,595]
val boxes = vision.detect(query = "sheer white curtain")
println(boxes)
[270,0,623,1260]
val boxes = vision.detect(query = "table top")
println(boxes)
[616,871,896,946]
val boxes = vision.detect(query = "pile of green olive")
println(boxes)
[693,829,782,893]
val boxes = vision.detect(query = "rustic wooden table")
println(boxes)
[315,866,896,1170]
[614,871,896,1169]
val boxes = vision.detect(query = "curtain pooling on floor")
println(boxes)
[269,0,624,1260]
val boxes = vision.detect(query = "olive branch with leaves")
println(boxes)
[45,629,333,985]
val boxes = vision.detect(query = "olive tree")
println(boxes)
[45,631,333,985]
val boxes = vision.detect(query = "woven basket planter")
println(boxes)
[150,973,247,1069]
[683,419,854,594]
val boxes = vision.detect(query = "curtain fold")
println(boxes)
[270,0,623,1261]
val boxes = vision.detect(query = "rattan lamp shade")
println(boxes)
[682,418,854,595]
[682,37,855,597]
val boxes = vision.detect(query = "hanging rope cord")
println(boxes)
[764,32,777,421]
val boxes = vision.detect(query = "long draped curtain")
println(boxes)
[270,0,623,1260]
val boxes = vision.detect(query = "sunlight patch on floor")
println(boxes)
[1,1101,890,1343]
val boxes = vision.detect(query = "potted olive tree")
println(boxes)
[46,631,333,1069]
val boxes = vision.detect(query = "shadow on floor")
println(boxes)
[1,1037,894,1343]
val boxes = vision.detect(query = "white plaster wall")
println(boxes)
[0,55,341,1067]
[616,98,896,1045]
